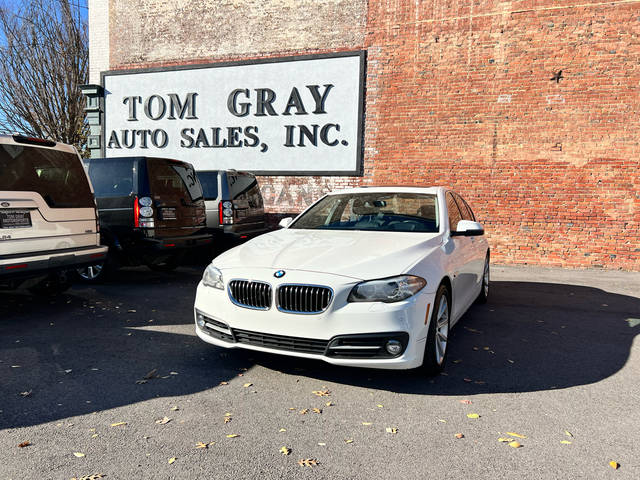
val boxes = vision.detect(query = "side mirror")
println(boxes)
[452,220,484,236]
[278,217,293,228]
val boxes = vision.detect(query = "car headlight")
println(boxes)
[347,275,426,303]
[202,264,224,289]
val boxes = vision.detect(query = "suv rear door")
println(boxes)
[227,173,266,235]
[146,158,206,238]
[0,138,98,257]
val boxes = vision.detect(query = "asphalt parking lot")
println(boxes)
[1,264,639,479]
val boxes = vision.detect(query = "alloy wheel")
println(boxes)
[78,263,103,280]
[435,296,449,365]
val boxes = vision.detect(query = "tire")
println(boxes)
[476,252,490,304]
[419,283,451,376]
[76,253,117,283]
[148,255,181,272]
[28,271,72,295]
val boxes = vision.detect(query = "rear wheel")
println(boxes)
[476,252,490,304]
[76,253,117,283]
[419,284,450,376]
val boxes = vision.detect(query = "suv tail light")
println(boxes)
[134,196,155,228]
[219,201,233,225]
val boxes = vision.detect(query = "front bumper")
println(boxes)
[193,274,436,370]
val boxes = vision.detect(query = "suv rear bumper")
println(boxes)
[0,245,108,280]
[140,232,213,251]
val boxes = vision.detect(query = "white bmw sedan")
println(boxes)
[194,187,489,374]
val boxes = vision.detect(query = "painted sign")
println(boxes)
[102,52,365,175]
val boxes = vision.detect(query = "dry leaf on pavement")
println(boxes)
[279,428,286,432]
[312,389,330,397]
[71,475,105,480]
[298,458,318,467]
[325,402,334,407]
[560,440,572,444]
[299,409,309,415]
[170,406,179,411]
[219,381,228,385]
[466,413,480,419]
[195,442,208,449]
[243,383,253,388]
[73,452,86,457]
[155,416,171,425]
[312,408,322,414]
[505,432,526,438]
[385,427,398,434]
[110,422,127,427]
[459,399,472,405]
[224,417,232,423]
[498,438,514,443]
[344,439,354,444]
[609,461,619,470]
[18,441,31,448]
[19,390,32,397]
[168,457,176,464]
[455,433,464,439]
[362,422,372,426]
[226,434,240,438]
[280,446,291,455]
[508,441,522,448]
[565,430,573,437]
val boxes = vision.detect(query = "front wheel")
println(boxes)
[419,284,450,376]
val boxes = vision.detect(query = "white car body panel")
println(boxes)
[194,186,489,369]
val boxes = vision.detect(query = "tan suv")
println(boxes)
[0,135,107,293]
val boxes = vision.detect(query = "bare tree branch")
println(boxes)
[0,0,88,155]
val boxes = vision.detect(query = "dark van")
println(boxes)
[78,156,211,281]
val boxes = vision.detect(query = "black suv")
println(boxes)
[196,170,268,245]
[78,156,211,281]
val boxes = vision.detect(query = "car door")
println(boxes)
[444,192,475,318]
[454,193,486,294]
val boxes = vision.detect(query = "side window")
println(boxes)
[453,193,473,221]
[446,192,463,232]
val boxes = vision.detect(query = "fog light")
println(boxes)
[196,314,206,328]
[385,339,402,355]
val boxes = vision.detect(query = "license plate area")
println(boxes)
[0,210,32,228]
[160,207,177,220]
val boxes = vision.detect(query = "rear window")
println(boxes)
[197,171,219,200]
[0,143,93,208]
[147,160,203,203]
[88,158,135,197]
[228,174,259,201]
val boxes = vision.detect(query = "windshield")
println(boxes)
[0,143,93,208]
[289,192,439,233]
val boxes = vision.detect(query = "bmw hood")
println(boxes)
[214,228,442,280]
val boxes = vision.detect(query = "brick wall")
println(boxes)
[98,0,640,270]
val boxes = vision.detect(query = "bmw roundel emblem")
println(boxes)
[274,270,285,278]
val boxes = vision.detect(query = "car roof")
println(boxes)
[0,134,77,154]
[326,186,444,196]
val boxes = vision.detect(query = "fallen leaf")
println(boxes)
[110,422,127,427]
[455,433,464,439]
[73,452,86,457]
[362,422,372,426]
[312,408,322,414]
[127,309,136,313]
[453,359,462,364]
[226,434,239,438]
[168,457,176,464]
[344,439,354,444]
[463,378,473,383]
[19,390,32,397]
[564,430,573,437]
[195,442,208,449]
[498,437,514,443]
[91,434,98,438]
[143,369,157,380]
[224,417,232,424]
[169,371,179,375]
[71,475,105,480]
[224,412,232,417]
[505,432,526,439]
[438,419,447,423]
[279,428,286,432]
[385,427,398,434]
[318,442,326,446]
[377,404,384,408]
[459,399,472,405]
[288,407,296,411]
[609,461,619,470]
[312,389,330,397]
[156,416,171,425]
[280,446,291,455]
[560,440,572,444]
[170,406,179,411]
[18,441,31,448]
[325,401,334,407]
[508,441,522,448]
[219,381,228,385]
[243,383,253,388]
[507,359,515,364]
[135,380,148,385]
[298,458,318,467]
[299,409,309,415]
[466,413,480,419]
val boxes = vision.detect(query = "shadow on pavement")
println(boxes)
[251,280,640,395]
[1,275,638,429]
